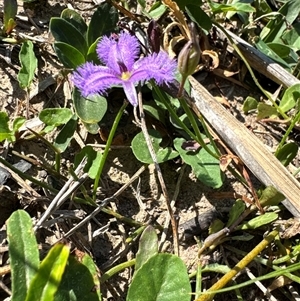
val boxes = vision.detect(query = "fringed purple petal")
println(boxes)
[96,35,114,65]
[122,81,138,106]
[97,32,140,74]
[71,62,123,97]
[130,51,177,85]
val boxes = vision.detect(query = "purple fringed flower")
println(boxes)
[72,32,177,106]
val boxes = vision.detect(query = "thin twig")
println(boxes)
[33,158,87,231]
[59,165,147,240]
[159,164,186,252]
[137,89,179,255]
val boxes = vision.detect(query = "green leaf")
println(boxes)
[25,243,70,301]
[53,42,86,69]
[259,186,285,207]
[185,5,212,33]
[282,23,300,50]
[74,145,102,179]
[50,17,88,56]
[239,212,278,230]
[73,88,107,124]
[260,0,300,43]
[208,1,255,13]
[131,130,179,164]
[87,3,118,47]
[39,108,73,127]
[7,210,40,301]
[174,0,203,10]
[267,42,295,60]
[279,83,300,113]
[4,0,17,31]
[12,116,26,133]
[135,226,158,271]
[83,122,100,134]
[54,114,77,153]
[226,199,245,227]
[202,263,231,274]
[87,37,101,63]
[17,40,37,89]
[148,1,167,19]
[174,138,223,188]
[143,101,166,124]
[256,103,278,120]
[0,111,12,142]
[255,39,291,71]
[137,0,146,9]
[276,142,298,167]
[60,8,87,36]
[54,252,101,301]
[243,96,258,113]
[254,0,272,18]
[127,254,191,301]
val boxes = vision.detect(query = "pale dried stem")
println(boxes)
[59,164,147,240]
[137,90,179,256]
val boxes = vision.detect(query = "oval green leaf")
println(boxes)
[135,225,158,271]
[53,42,86,69]
[0,111,11,142]
[276,142,298,167]
[54,252,101,301]
[131,130,179,164]
[60,8,87,36]
[226,199,245,227]
[73,88,107,124]
[259,186,285,207]
[185,5,212,33]
[7,210,39,301]
[74,145,102,179]
[127,253,191,301]
[87,3,118,47]
[243,96,258,113]
[279,83,300,113]
[17,40,37,89]
[39,108,73,127]
[174,138,223,188]
[257,103,278,120]
[50,17,88,56]
[54,114,78,153]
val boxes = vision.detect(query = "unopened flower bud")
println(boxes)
[147,19,161,53]
[177,22,201,97]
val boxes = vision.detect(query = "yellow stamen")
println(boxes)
[121,72,131,80]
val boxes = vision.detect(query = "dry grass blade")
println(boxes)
[189,75,300,217]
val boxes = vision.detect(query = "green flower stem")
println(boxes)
[92,101,128,200]
[199,261,300,294]
[100,259,135,283]
[152,84,218,159]
[101,207,145,228]
[195,263,202,300]
[275,109,300,157]
[55,152,61,173]
[226,245,300,284]
[196,229,278,301]
[178,96,219,158]
[126,225,148,244]
[213,21,289,120]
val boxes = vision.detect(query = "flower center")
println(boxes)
[121,71,131,80]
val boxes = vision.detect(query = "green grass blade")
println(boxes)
[25,243,70,301]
